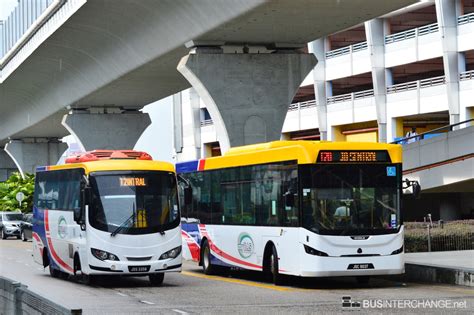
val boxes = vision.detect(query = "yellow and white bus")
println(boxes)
[32,150,181,285]
[177,141,404,284]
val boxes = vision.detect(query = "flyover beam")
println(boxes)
[178,49,317,153]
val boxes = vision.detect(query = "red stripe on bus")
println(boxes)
[198,159,206,171]
[44,211,73,273]
[32,232,44,257]
[181,230,200,261]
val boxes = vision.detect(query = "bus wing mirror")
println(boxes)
[184,187,192,205]
[78,187,91,224]
[284,192,295,207]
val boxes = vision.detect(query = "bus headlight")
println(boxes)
[304,245,329,257]
[159,246,182,260]
[391,245,404,255]
[91,248,120,261]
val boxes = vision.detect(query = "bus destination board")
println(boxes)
[119,177,147,186]
[317,150,390,163]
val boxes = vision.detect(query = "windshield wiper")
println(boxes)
[111,213,134,237]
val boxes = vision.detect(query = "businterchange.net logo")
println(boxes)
[342,296,467,310]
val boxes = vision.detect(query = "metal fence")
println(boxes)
[404,220,474,253]
[0,0,55,59]
[0,276,81,314]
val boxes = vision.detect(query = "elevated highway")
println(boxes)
[402,124,474,220]
[0,0,416,173]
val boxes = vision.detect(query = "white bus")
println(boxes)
[178,141,405,285]
[32,150,181,285]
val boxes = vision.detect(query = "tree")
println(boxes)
[0,172,35,213]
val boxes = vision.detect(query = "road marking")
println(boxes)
[172,309,189,314]
[140,300,155,305]
[181,271,306,292]
[116,292,128,297]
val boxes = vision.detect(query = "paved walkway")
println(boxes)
[405,250,474,270]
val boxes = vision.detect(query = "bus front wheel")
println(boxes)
[270,246,284,286]
[149,273,164,286]
[201,240,215,275]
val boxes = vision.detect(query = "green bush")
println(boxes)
[0,172,35,213]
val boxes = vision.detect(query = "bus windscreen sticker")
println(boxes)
[391,214,397,228]
[386,166,396,176]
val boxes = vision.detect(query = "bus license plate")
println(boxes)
[347,263,374,270]
[128,265,150,272]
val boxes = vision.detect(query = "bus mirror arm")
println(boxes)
[402,179,421,199]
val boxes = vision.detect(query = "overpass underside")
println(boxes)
[402,125,474,221]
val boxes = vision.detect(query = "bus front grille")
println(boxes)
[126,256,152,261]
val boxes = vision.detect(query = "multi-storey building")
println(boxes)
[172,0,474,221]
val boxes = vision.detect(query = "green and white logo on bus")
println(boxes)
[237,233,254,259]
[58,216,67,239]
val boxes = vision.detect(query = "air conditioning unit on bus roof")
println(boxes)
[65,150,153,163]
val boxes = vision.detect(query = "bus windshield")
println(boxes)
[89,171,179,235]
[300,164,400,235]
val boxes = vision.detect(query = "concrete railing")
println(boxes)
[200,119,213,126]
[459,70,474,81]
[458,12,474,25]
[385,22,439,44]
[386,76,445,94]
[0,275,81,314]
[288,99,317,112]
[325,41,368,59]
[327,89,374,104]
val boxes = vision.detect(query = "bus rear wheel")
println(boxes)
[201,240,215,275]
[149,273,164,286]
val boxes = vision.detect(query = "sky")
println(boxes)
[134,97,174,163]
[0,0,17,20]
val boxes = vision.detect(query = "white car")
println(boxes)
[0,212,23,239]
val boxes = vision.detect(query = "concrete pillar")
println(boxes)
[62,111,151,151]
[4,140,67,177]
[0,150,18,181]
[309,38,328,140]
[366,18,388,143]
[439,196,460,221]
[435,0,462,126]
[173,92,184,156]
[177,49,316,153]
[173,89,202,162]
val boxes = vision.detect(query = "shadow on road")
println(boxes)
[188,266,406,290]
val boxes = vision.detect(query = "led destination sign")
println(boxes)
[119,177,146,186]
[317,150,390,163]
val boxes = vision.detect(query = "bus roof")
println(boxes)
[176,140,402,173]
[36,159,175,175]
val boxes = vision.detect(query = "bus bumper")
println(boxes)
[85,256,182,275]
[299,253,404,277]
